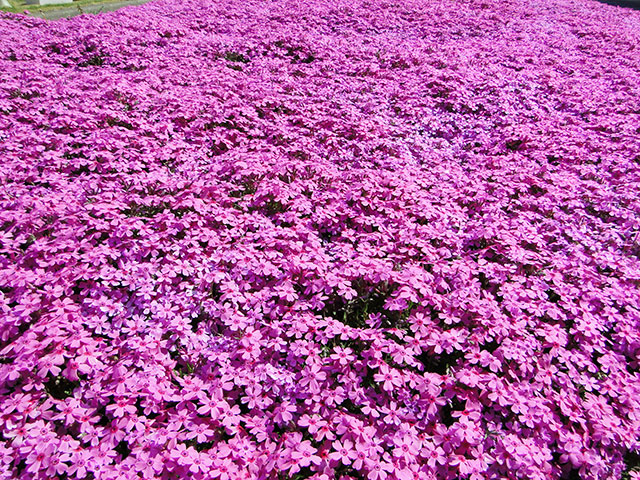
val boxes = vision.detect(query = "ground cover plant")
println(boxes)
[1,0,640,478]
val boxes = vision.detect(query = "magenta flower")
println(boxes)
[291,440,322,468]
[393,434,421,463]
[423,442,447,468]
[211,457,235,480]
[298,414,327,435]
[352,442,371,470]
[25,443,57,475]
[188,450,213,474]
[135,453,164,478]
[373,365,403,392]
[366,458,394,480]
[330,346,355,366]
[329,439,358,466]
[106,397,137,418]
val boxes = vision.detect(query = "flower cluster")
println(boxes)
[1,0,640,478]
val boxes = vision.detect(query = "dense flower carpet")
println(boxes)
[1,0,640,478]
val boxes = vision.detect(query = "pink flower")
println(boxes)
[186,422,215,443]
[291,440,322,468]
[211,457,236,480]
[373,365,403,392]
[37,358,61,378]
[106,398,137,418]
[329,439,357,466]
[298,414,326,434]
[450,454,474,476]
[25,443,53,474]
[393,434,421,463]
[366,458,394,480]
[197,396,223,419]
[135,453,164,478]
[352,442,371,470]
[66,450,89,478]
[171,443,196,466]
[189,450,213,474]
[273,401,296,425]
[330,346,355,366]
[423,442,447,468]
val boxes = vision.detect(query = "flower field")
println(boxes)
[1,0,640,478]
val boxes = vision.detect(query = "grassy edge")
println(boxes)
[1,0,142,15]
